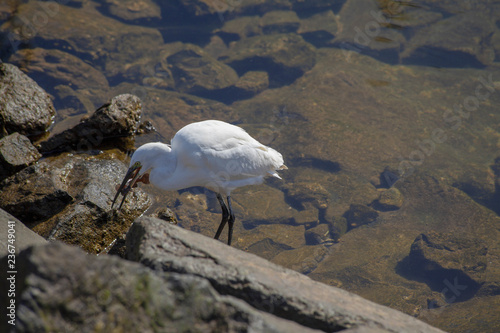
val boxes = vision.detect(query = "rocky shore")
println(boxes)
[1,1,500,332]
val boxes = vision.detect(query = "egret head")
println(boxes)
[111,143,167,210]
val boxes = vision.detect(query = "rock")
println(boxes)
[1,242,321,333]
[0,209,46,258]
[400,232,488,301]
[0,152,151,253]
[1,1,164,78]
[246,238,293,261]
[124,217,445,332]
[232,70,269,98]
[221,33,316,86]
[298,10,338,47]
[272,244,330,274]
[305,223,333,245]
[9,48,109,107]
[260,11,300,35]
[167,47,239,94]
[0,162,74,224]
[39,94,142,154]
[401,12,496,67]
[343,204,379,231]
[372,187,404,211]
[333,0,405,61]
[217,16,261,42]
[102,0,161,22]
[240,223,306,250]
[0,132,41,181]
[0,63,55,137]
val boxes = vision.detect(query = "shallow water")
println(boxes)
[2,1,500,332]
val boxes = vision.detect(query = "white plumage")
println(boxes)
[112,120,287,245]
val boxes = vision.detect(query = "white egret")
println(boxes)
[112,120,287,245]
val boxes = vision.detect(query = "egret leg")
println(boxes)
[214,193,229,240]
[226,196,236,246]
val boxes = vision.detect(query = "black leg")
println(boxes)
[214,193,229,240]
[226,195,236,246]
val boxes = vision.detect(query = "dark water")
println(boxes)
[1,1,500,332]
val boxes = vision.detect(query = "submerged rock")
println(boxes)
[0,63,55,137]
[221,33,316,86]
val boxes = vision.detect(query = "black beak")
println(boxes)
[111,165,142,210]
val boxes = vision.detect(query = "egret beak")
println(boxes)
[111,164,142,210]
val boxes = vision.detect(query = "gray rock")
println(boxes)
[125,217,446,332]
[221,33,316,86]
[0,63,55,137]
[1,242,322,333]
[0,132,41,181]
[0,209,46,258]
[39,94,142,154]
[0,152,151,253]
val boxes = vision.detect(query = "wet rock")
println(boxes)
[305,223,333,245]
[260,11,300,35]
[39,94,141,154]
[102,0,161,22]
[0,162,74,224]
[323,211,348,239]
[372,187,404,211]
[0,132,41,181]
[53,84,96,116]
[1,242,321,333]
[221,33,316,86]
[0,151,151,253]
[0,63,55,137]
[298,10,338,47]
[167,46,239,94]
[343,204,379,231]
[125,217,446,332]
[401,12,496,67]
[0,209,46,258]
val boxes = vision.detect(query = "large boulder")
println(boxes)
[0,63,55,137]
[0,242,320,333]
[125,217,446,332]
